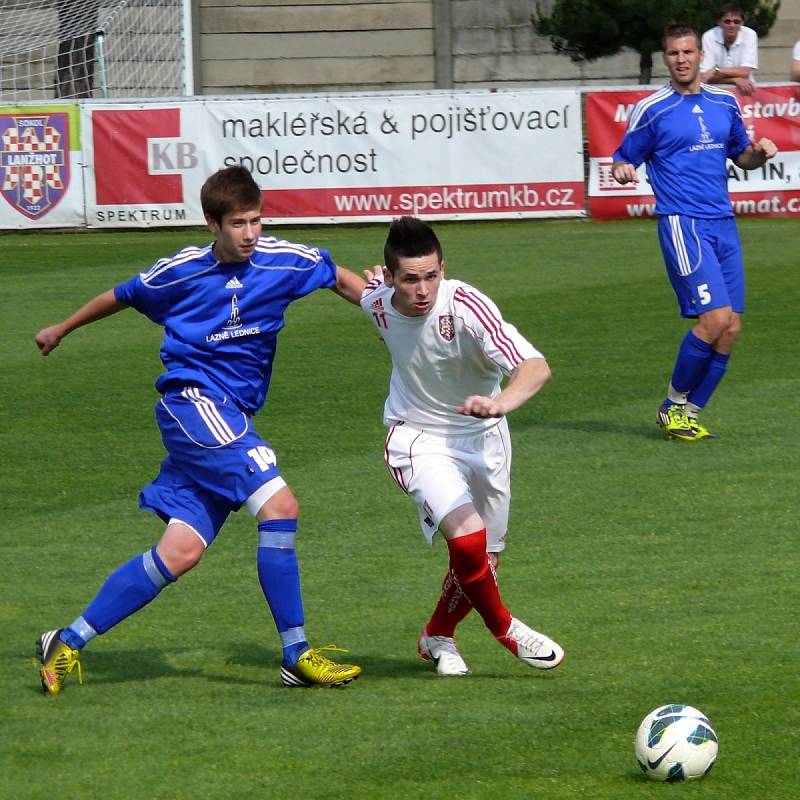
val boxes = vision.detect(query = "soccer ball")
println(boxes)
[634,704,718,781]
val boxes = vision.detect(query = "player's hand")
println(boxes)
[35,325,65,356]
[456,395,505,418]
[363,265,386,284]
[754,137,778,160]
[611,162,638,185]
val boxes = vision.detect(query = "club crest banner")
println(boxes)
[0,105,84,228]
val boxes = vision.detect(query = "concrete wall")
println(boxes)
[199,0,435,94]
[197,0,800,95]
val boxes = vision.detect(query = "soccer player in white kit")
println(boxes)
[361,216,564,676]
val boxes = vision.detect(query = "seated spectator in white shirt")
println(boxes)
[700,4,758,95]
[792,40,800,82]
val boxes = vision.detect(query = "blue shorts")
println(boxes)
[138,385,282,546]
[657,215,745,318]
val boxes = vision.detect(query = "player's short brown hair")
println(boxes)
[662,23,702,51]
[384,216,443,275]
[201,166,263,223]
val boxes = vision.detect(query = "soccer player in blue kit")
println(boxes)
[34,166,365,693]
[612,24,777,441]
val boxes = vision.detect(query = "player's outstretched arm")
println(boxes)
[35,289,128,356]
[331,265,367,305]
[734,138,778,170]
[457,356,551,418]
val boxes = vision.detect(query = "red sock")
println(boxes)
[425,569,473,637]
[446,530,511,637]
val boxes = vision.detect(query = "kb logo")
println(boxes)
[148,139,199,174]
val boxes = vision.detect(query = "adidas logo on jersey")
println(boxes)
[371,298,384,309]
[225,276,243,289]
[692,104,703,114]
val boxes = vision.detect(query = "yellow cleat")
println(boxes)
[687,415,717,440]
[37,629,83,695]
[657,402,702,442]
[280,645,361,688]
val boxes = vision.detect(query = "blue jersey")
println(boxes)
[614,84,751,218]
[115,235,337,415]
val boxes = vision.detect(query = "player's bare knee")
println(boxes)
[725,315,742,341]
[440,503,485,539]
[156,523,206,576]
[696,307,733,343]
[257,484,299,522]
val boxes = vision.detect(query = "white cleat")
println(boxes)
[497,617,564,669]
[418,629,470,676]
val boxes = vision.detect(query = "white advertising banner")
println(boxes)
[0,104,85,229]
[81,89,585,227]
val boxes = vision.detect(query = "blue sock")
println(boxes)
[687,351,730,411]
[257,519,308,666]
[670,330,714,396]
[67,547,176,646]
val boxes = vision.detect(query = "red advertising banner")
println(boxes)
[263,181,584,218]
[586,84,800,220]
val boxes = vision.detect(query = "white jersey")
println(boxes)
[700,25,759,75]
[361,276,542,436]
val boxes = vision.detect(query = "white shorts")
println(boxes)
[383,419,511,552]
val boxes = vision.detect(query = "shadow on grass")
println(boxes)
[227,640,427,681]
[23,641,572,696]
[24,640,429,693]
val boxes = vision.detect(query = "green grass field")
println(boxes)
[2,218,798,799]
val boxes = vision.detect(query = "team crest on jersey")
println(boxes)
[224,295,242,330]
[1,113,69,219]
[689,116,724,152]
[697,116,714,144]
[438,315,455,342]
[206,295,261,343]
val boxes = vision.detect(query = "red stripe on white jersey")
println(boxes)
[361,278,384,300]
[454,288,525,366]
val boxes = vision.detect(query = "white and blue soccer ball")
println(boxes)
[634,704,718,782]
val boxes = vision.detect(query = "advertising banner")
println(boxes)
[82,89,585,227]
[586,84,800,220]
[0,104,84,229]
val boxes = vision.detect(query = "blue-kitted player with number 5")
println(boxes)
[612,23,777,441]
[34,166,365,693]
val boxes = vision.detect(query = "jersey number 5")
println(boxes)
[697,283,712,306]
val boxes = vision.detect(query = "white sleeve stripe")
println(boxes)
[142,260,220,288]
[627,86,673,130]
[454,288,525,365]
[140,246,212,282]
[256,242,321,263]
[260,236,320,259]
